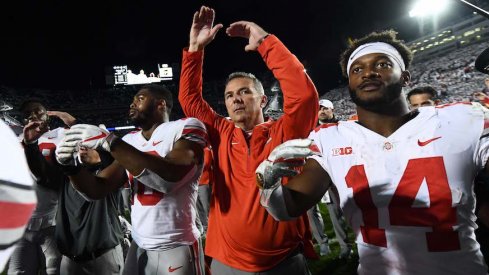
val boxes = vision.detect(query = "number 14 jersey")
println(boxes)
[309,103,489,275]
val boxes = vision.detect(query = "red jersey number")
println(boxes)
[345,157,460,252]
[129,150,164,206]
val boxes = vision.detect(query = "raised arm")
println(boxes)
[228,21,319,139]
[22,121,65,190]
[179,6,224,127]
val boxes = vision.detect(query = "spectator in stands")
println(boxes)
[406,86,439,109]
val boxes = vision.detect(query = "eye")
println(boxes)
[377,62,392,69]
[351,67,362,74]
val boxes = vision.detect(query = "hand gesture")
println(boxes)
[47,111,76,127]
[226,21,269,52]
[189,6,223,52]
[23,121,48,144]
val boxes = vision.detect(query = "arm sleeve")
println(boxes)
[178,50,227,134]
[307,128,330,175]
[23,143,64,190]
[258,35,319,140]
[0,122,37,270]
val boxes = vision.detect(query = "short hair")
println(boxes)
[19,99,45,113]
[340,29,413,78]
[140,84,173,115]
[225,72,265,95]
[407,86,437,101]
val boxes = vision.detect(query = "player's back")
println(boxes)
[309,103,488,274]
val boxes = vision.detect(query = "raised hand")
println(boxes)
[189,6,223,52]
[23,121,48,144]
[226,21,269,52]
[47,111,76,127]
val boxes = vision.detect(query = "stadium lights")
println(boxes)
[409,0,449,18]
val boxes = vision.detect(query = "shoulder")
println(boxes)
[312,122,339,133]
[434,102,485,123]
[122,129,141,142]
[178,117,206,129]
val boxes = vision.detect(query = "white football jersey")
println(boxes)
[0,120,37,270]
[19,128,64,229]
[309,103,489,275]
[122,118,207,250]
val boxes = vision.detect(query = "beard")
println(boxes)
[129,104,156,127]
[349,81,403,112]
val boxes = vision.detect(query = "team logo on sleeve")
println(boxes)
[332,147,353,156]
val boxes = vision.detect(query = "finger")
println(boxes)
[273,147,315,160]
[274,167,299,178]
[210,24,223,37]
[274,159,306,168]
[47,111,59,117]
[26,120,42,127]
[192,11,199,23]
[56,146,76,155]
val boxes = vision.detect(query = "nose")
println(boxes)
[129,101,136,109]
[233,94,243,103]
[362,66,380,79]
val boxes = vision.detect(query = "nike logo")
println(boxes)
[168,266,183,272]
[83,132,108,142]
[152,140,163,146]
[231,142,239,145]
[418,136,441,146]
[47,137,56,139]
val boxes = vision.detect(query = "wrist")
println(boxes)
[257,33,271,46]
[104,133,120,152]
[188,43,204,52]
[23,139,38,146]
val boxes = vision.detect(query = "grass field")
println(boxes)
[308,203,359,275]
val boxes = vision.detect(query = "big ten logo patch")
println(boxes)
[332,147,353,156]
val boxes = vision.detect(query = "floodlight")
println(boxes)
[409,0,449,18]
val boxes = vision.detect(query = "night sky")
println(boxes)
[0,0,480,94]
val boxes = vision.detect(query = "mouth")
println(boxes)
[234,107,245,113]
[129,110,137,117]
[359,81,383,91]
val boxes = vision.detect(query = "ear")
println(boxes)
[156,98,166,111]
[260,95,268,108]
[400,70,411,87]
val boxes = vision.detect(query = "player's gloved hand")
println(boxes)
[64,124,114,152]
[255,139,319,189]
[55,137,79,166]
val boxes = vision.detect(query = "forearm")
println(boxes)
[110,139,196,183]
[23,143,63,190]
[178,49,218,125]
[69,168,121,200]
[259,35,319,136]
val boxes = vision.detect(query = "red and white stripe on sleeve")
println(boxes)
[0,120,37,270]
[180,117,208,148]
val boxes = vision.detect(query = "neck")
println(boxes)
[356,99,412,137]
[234,116,264,132]
[140,116,167,140]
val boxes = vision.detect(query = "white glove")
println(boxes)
[55,137,78,166]
[255,139,319,189]
[65,124,112,152]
